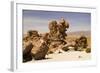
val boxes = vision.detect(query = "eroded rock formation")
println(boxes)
[48,18,69,54]
[23,18,89,62]
[74,35,88,51]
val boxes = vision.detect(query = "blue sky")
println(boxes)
[23,10,91,34]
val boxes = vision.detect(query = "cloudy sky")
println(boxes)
[23,10,91,34]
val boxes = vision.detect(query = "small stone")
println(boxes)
[78,56,82,58]
[85,48,91,53]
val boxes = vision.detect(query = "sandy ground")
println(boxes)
[28,51,91,63]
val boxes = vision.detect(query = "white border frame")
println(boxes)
[11,1,97,71]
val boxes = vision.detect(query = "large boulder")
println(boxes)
[23,31,49,61]
[23,43,33,62]
[31,33,49,60]
[74,35,88,51]
[31,39,49,60]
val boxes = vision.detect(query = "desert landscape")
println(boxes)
[22,17,91,63]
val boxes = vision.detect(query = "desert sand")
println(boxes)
[28,51,91,63]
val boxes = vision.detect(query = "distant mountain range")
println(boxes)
[67,31,91,37]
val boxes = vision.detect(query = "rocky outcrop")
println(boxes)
[23,43,33,62]
[31,41,49,60]
[48,18,69,41]
[48,18,69,53]
[74,36,88,51]
[23,32,49,61]
[23,18,90,62]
